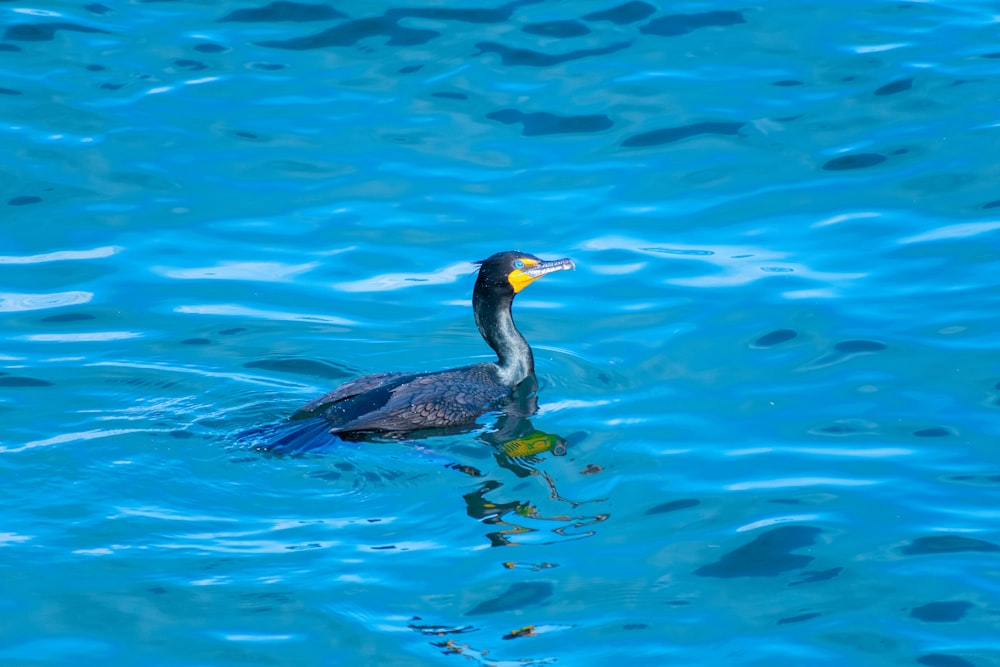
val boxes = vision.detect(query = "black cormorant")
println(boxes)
[289,251,574,435]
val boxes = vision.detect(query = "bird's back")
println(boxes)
[291,363,511,434]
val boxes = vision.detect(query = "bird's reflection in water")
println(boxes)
[465,377,608,547]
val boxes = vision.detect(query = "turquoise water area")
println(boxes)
[2,0,1000,665]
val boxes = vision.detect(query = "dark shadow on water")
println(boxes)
[466,581,553,615]
[913,426,951,437]
[174,59,208,71]
[917,654,976,667]
[8,195,42,206]
[41,312,96,323]
[182,337,212,346]
[474,40,631,67]
[645,498,700,515]
[751,328,798,348]
[432,91,468,100]
[622,121,745,148]
[218,1,347,23]
[258,17,439,49]
[256,1,544,49]
[822,153,887,171]
[694,525,821,578]
[777,612,820,625]
[522,20,590,38]
[834,340,886,354]
[909,601,972,623]
[193,42,227,54]
[582,2,655,25]
[486,109,614,136]
[874,78,912,96]
[900,535,999,555]
[638,11,746,37]
[4,22,110,41]
[243,357,354,381]
[384,0,544,24]
[788,566,842,587]
[0,373,54,387]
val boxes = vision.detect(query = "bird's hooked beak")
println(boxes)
[509,257,575,293]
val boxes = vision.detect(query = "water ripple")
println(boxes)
[155,261,319,282]
[579,236,867,289]
[333,261,474,293]
[726,477,882,491]
[1,428,163,454]
[173,304,356,326]
[899,220,1000,244]
[18,331,141,342]
[0,245,121,264]
[0,291,92,312]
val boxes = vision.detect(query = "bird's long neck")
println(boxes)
[474,291,534,387]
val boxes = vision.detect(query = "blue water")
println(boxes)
[3,1,1000,665]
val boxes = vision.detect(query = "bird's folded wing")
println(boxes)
[331,369,509,432]
[292,371,411,418]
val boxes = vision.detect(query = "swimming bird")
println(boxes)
[289,251,575,435]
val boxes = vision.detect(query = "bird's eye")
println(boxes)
[513,259,525,269]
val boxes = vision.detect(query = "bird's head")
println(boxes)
[474,251,575,297]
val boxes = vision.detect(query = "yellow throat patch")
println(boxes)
[507,258,540,293]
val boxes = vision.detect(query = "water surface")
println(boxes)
[2,1,1000,665]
